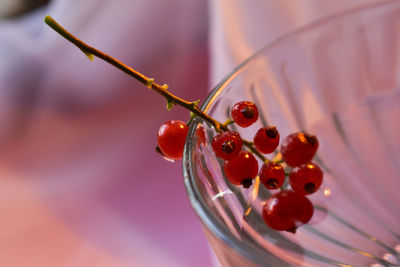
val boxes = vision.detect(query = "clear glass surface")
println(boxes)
[183,1,400,266]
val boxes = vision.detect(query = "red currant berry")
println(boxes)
[280,132,319,167]
[223,151,258,188]
[262,190,314,232]
[212,131,243,160]
[157,120,188,160]
[259,162,285,190]
[231,101,259,127]
[253,126,280,154]
[289,162,323,195]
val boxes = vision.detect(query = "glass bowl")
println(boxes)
[183,1,400,266]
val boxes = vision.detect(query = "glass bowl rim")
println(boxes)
[182,0,399,264]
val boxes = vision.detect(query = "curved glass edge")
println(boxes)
[182,118,281,266]
[182,0,400,265]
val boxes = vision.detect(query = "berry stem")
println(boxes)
[222,118,235,127]
[242,139,268,163]
[44,16,264,160]
[44,15,224,132]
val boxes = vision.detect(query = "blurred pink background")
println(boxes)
[0,0,380,266]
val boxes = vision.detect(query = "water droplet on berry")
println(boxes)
[394,244,400,253]
[370,264,384,267]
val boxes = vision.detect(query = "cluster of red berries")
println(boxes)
[42,17,322,235]
[156,100,323,233]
